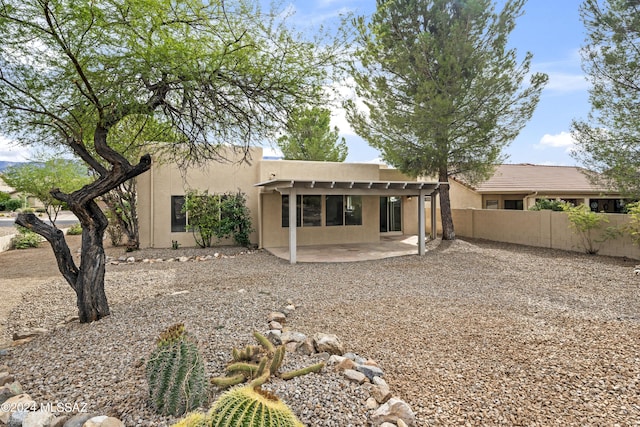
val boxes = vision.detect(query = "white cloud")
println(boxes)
[536,131,576,152]
[0,135,31,162]
[544,71,589,94]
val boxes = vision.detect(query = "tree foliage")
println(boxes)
[0,0,344,322]
[571,0,640,198]
[1,158,91,226]
[182,190,253,248]
[346,0,547,239]
[529,198,570,211]
[277,106,348,161]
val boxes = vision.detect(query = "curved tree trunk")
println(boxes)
[16,154,151,323]
[438,173,456,241]
[16,200,111,322]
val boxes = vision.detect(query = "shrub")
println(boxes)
[564,204,610,254]
[3,199,23,212]
[11,226,43,249]
[529,198,569,211]
[67,223,83,235]
[622,201,640,246]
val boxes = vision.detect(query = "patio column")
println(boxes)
[418,190,426,256]
[288,188,297,264]
[430,191,437,240]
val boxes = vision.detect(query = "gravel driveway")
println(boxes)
[2,239,639,426]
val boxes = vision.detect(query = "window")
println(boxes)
[504,200,523,210]
[345,195,362,225]
[485,200,498,209]
[282,195,321,227]
[171,195,186,232]
[326,195,363,226]
[326,195,344,226]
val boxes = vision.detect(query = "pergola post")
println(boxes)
[418,190,426,256]
[430,191,438,240]
[288,188,297,264]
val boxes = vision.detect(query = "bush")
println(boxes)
[11,227,43,249]
[2,199,22,212]
[67,223,83,235]
[529,198,569,211]
[564,204,610,254]
[622,201,640,246]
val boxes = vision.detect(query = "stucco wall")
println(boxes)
[260,192,380,247]
[449,208,640,260]
[137,147,263,248]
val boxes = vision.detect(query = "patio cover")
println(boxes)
[255,179,440,264]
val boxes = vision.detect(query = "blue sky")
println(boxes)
[272,0,591,166]
[0,0,590,166]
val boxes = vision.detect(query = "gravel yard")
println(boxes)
[2,239,640,426]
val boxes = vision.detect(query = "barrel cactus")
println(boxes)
[209,385,304,427]
[146,323,208,416]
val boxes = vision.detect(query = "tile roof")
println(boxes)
[466,164,615,194]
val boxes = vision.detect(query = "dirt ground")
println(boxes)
[0,235,84,346]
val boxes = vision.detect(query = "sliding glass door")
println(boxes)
[380,196,402,233]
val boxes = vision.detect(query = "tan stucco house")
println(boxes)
[449,164,627,212]
[136,147,439,263]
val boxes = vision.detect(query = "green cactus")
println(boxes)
[209,385,304,427]
[171,412,209,427]
[210,331,325,389]
[146,323,208,416]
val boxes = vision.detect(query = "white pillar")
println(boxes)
[418,190,426,256]
[288,189,297,264]
[430,191,437,240]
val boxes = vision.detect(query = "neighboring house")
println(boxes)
[450,164,628,213]
[136,147,439,262]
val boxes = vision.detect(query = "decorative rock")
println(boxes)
[12,328,48,341]
[51,415,69,427]
[62,413,95,427]
[365,397,380,410]
[380,423,396,427]
[0,394,36,424]
[356,364,384,381]
[22,409,57,427]
[295,338,315,356]
[284,342,298,353]
[100,417,125,427]
[0,371,14,386]
[126,256,135,263]
[7,410,28,427]
[371,377,392,404]
[313,333,345,355]
[370,398,417,427]
[266,330,282,345]
[268,321,283,330]
[0,381,23,399]
[397,419,409,427]
[344,369,367,384]
[83,415,108,427]
[335,358,356,371]
[280,331,306,344]
[267,312,286,324]
[327,355,347,365]
[178,256,190,262]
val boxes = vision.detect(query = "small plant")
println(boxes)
[529,198,569,211]
[105,209,123,246]
[622,201,640,246]
[172,240,180,250]
[210,331,324,389]
[564,204,610,254]
[145,323,208,416]
[67,223,83,235]
[2,198,22,212]
[208,385,304,427]
[10,226,43,249]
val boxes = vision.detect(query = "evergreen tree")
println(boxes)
[346,0,547,239]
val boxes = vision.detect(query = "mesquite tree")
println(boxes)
[0,0,343,322]
[346,0,547,239]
